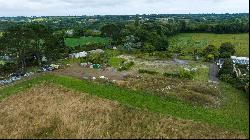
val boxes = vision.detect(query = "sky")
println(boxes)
[0,0,249,16]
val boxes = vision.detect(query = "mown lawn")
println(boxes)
[0,74,248,136]
[65,36,110,47]
[169,33,249,57]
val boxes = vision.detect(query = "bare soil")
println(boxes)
[54,63,130,81]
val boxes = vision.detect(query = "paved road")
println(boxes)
[208,63,219,83]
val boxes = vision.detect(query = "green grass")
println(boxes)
[0,74,248,136]
[108,57,125,68]
[65,36,110,47]
[169,33,249,57]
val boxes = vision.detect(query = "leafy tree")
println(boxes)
[219,42,236,58]
[101,23,122,45]
[203,45,218,61]
[218,58,236,80]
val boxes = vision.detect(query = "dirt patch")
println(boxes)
[0,84,245,139]
[54,63,130,81]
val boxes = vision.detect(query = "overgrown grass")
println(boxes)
[0,74,248,136]
[65,36,110,47]
[169,33,249,57]
[108,57,126,68]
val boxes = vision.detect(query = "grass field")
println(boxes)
[0,84,244,139]
[169,33,249,57]
[0,74,248,137]
[65,36,110,47]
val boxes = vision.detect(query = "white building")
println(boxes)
[231,56,249,65]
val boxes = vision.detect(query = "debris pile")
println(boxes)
[0,72,34,85]
[80,62,101,69]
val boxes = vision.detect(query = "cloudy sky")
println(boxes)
[0,0,249,16]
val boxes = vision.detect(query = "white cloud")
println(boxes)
[0,0,248,16]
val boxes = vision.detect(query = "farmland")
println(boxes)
[65,36,110,47]
[169,33,249,57]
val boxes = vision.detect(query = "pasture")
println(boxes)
[65,36,110,47]
[169,33,249,57]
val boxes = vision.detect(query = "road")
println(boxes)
[208,63,219,84]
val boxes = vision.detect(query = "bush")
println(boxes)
[179,69,195,80]
[118,61,134,71]
[164,68,196,80]
[206,54,215,62]
[219,42,236,58]
[86,52,107,64]
[163,72,180,78]
[138,69,159,75]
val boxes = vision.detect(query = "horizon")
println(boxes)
[0,0,249,16]
[0,13,249,18]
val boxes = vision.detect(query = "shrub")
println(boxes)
[206,54,215,62]
[179,69,195,80]
[163,72,180,78]
[164,68,196,80]
[86,52,107,64]
[118,61,134,71]
[138,69,159,75]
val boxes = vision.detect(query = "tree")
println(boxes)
[219,42,236,58]
[101,23,122,45]
[203,45,218,61]
[0,23,67,72]
[218,58,235,80]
